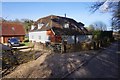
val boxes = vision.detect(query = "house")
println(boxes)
[0,22,25,43]
[29,15,92,44]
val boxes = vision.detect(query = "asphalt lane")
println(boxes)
[67,41,119,78]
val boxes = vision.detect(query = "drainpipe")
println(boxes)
[74,35,77,44]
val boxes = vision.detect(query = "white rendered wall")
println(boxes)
[29,31,50,43]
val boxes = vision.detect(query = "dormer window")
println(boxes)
[81,27,84,30]
[12,27,15,31]
[64,23,69,28]
[31,25,35,30]
[38,23,44,29]
[46,23,49,27]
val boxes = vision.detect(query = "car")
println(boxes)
[7,38,20,47]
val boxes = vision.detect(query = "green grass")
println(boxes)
[24,42,30,46]
[21,42,30,46]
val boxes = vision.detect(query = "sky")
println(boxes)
[2,2,113,30]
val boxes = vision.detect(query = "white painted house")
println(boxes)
[29,15,91,44]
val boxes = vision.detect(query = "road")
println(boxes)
[2,41,119,78]
[67,41,119,78]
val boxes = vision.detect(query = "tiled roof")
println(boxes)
[30,15,89,35]
[1,22,25,36]
[52,27,83,35]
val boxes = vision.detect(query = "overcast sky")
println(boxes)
[2,2,112,30]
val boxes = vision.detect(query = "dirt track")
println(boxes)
[4,52,51,78]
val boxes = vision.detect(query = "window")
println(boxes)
[39,36,41,40]
[31,25,35,30]
[38,23,44,29]
[12,27,15,31]
[46,23,49,27]
[64,23,69,28]
[32,36,34,39]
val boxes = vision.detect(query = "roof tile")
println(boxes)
[1,22,25,36]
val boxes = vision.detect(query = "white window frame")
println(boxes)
[64,23,69,28]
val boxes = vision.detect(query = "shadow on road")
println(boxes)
[35,41,119,78]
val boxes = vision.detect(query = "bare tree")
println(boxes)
[86,24,95,32]
[89,21,107,31]
[90,0,120,30]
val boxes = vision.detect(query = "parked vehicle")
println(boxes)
[7,38,20,47]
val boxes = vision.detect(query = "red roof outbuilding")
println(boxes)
[1,22,25,36]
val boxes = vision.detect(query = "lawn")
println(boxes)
[22,42,30,46]
[21,37,32,46]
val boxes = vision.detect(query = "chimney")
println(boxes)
[65,13,66,17]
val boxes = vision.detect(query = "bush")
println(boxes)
[2,50,18,69]
[92,31,113,48]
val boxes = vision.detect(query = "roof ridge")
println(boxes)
[2,21,23,25]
